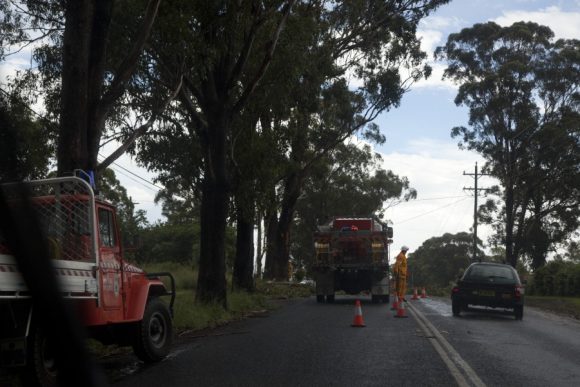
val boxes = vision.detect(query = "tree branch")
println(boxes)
[231,0,296,116]
[97,75,183,173]
[100,0,161,111]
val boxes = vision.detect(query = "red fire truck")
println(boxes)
[0,176,175,386]
[312,217,392,303]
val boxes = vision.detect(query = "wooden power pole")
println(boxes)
[463,162,489,261]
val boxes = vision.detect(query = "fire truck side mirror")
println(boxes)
[386,227,393,238]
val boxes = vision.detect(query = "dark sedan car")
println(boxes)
[451,262,525,320]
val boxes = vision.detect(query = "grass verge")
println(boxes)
[526,296,580,320]
[140,262,314,333]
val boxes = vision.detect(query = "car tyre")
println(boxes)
[371,295,379,304]
[514,305,524,320]
[452,300,461,317]
[316,295,325,303]
[133,297,173,362]
[326,294,335,303]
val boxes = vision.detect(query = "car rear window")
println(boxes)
[465,265,517,283]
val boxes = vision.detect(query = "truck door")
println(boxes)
[98,206,123,310]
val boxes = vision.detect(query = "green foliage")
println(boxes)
[437,21,580,268]
[135,221,236,268]
[529,260,580,297]
[136,262,310,331]
[291,142,416,272]
[562,238,580,263]
[137,223,200,265]
[98,168,149,257]
[0,92,53,182]
[408,232,478,289]
[140,261,197,290]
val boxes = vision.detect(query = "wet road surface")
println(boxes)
[108,296,580,387]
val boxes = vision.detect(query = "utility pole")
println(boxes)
[463,162,489,261]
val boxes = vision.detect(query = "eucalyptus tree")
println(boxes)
[0,0,175,178]
[407,232,478,289]
[0,91,52,182]
[261,0,449,280]
[138,0,296,306]
[135,0,447,298]
[436,22,580,268]
[291,141,416,273]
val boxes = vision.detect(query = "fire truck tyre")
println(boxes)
[133,298,173,362]
[21,326,57,387]
[316,295,325,303]
[326,295,335,303]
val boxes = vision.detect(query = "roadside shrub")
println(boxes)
[530,260,580,297]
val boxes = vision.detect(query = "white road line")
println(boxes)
[408,301,486,387]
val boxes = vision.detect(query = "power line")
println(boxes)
[108,164,159,192]
[97,155,160,193]
[98,153,163,190]
[1,89,163,193]
[396,197,470,225]
[402,195,469,202]
[112,161,163,190]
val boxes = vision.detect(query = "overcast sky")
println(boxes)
[2,0,579,259]
[373,0,580,254]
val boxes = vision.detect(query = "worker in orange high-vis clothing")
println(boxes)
[395,246,409,302]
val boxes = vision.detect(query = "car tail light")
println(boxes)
[452,286,459,294]
[515,285,524,299]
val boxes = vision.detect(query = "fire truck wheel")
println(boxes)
[133,297,173,363]
[21,326,58,387]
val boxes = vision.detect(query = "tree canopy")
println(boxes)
[2,0,450,309]
[436,21,580,268]
[407,232,478,289]
[291,141,415,272]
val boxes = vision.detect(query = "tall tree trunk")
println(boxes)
[505,183,516,267]
[264,115,307,280]
[256,212,262,278]
[58,0,114,175]
[58,0,160,176]
[269,171,303,280]
[58,0,93,175]
[264,200,279,279]
[513,191,531,263]
[530,198,549,270]
[233,200,255,292]
[196,115,228,308]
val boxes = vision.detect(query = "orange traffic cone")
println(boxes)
[390,294,399,310]
[421,287,427,298]
[351,300,366,327]
[394,297,408,318]
[411,287,419,300]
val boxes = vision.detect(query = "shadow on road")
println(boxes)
[456,306,519,321]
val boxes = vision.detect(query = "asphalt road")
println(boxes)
[108,295,580,387]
